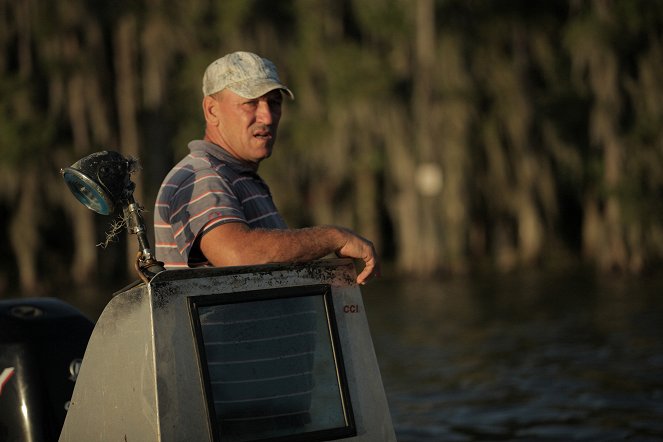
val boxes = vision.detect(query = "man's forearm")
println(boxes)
[200,222,379,284]
[234,225,345,264]
[201,223,343,267]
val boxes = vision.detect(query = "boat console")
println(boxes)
[59,259,395,441]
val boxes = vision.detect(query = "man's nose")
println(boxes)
[256,100,273,124]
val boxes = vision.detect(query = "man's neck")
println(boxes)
[199,136,260,172]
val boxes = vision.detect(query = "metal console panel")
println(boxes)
[60,259,395,442]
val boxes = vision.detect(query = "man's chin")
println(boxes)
[259,142,274,156]
[251,147,273,164]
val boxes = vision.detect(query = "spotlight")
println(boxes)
[61,150,134,215]
[61,151,165,282]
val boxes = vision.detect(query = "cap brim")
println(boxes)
[227,79,294,100]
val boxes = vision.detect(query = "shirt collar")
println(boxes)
[188,140,259,174]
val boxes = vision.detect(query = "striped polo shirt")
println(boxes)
[154,140,287,268]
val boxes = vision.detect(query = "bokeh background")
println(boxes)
[4,0,663,302]
[2,0,663,307]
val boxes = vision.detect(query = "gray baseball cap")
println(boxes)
[202,51,294,100]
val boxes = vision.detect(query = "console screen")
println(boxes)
[189,285,356,442]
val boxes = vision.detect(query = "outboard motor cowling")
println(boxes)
[0,298,94,442]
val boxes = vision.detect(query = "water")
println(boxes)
[362,269,663,441]
[49,267,663,440]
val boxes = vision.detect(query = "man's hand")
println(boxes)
[334,227,381,285]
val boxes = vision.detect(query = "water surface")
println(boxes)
[363,269,663,441]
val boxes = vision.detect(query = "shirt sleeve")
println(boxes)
[168,169,247,263]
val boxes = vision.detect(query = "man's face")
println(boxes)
[214,89,283,164]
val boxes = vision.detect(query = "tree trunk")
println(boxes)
[10,168,40,294]
[114,15,142,274]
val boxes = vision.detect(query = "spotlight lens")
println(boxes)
[62,168,113,215]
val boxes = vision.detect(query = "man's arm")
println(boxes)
[199,222,380,284]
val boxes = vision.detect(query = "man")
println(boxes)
[154,51,379,284]
[153,51,379,437]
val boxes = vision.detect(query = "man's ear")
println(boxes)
[202,95,219,124]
